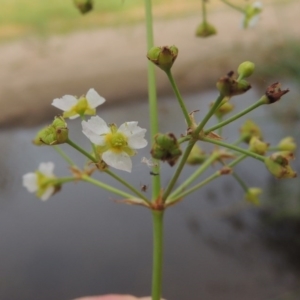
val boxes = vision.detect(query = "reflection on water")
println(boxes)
[0,89,299,300]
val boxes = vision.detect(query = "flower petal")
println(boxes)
[52,95,77,111]
[39,162,55,177]
[82,116,110,145]
[86,88,106,108]
[102,150,132,172]
[41,186,55,201]
[23,173,38,193]
[118,122,147,149]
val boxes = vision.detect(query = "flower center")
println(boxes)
[75,97,89,115]
[106,132,128,152]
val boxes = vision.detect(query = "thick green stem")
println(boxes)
[165,70,192,128]
[151,210,164,300]
[204,98,265,134]
[202,136,265,161]
[144,0,161,199]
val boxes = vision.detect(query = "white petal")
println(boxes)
[41,186,55,201]
[102,150,132,172]
[82,116,110,145]
[253,1,262,9]
[86,88,106,108]
[52,95,77,111]
[69,114,80,119]
[39,162,55,177]
[23,173,38,193]
[118,122,147,149]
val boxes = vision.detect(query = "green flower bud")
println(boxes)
[265,152,297,179]
[213,99,234,118]
[147,46,178,72]
[150,133,182,166]
[216,71,251,97]
[33,116,68,146]
[186,144,207,165]
[237,61,255,79]
[73,0,93,14]
[277,137,296,152]
[245,188,262,205]
[249,136,268,155]
[240,119,262,143]
[262,82,289,104]
[243,1,262,29]
[196,22,217,38]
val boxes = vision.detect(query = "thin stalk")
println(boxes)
[151,210,164,300]
[204,98,265,134]
[144,0,161,199]
[167,155,246,203]
[165,70,192,128]
[53,145,76,166]
[202,136,265,162]
[168,153,219,200]
[66,138,96,163]
[220,0,244,12]
[105,169,150,204]
[202,0,208,23]
[82,175,140,200]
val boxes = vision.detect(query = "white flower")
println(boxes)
[22,162,57,201]
[82,116,148,172]
[242,1,263,28]
[52,88,105,119]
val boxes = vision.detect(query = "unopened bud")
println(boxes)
[277,137,296,152]
[249,136,268,155]
[196,22,217,38]
[237,61,255,79]
[240,119,262,143]
[33,116,68,146]
[242,1,263,28]
[186,144,207,165]
[150,133,182,166]
[73,0,93,14]
[245,188,262,205]
[213,99,234,118]
[147,46,178,72]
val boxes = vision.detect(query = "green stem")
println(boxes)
[202,136,265,161]
[220,0,244,12]
[204,98,265,134]
[144,0,161,199]
[66,138,96,163]
[151,210,164,300]
[168,152,219,200]
[165,70,192,128]
[202,0,207,23]
[178,135,191,144]
[105,169,150,204]
[82,174,141,201]
[167,155,246,203]
[195,94,224,136]
[53,145,76,166]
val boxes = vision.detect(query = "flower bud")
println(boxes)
[216,71,251,97]
[213,99,234,118]
[265,151,297,179]
[262,82,289,104]
[147,46,178,72]
[242,1,262,29]
[240,119,262,143]
[245,188,262,205]
[186,144,207,165]
[277,137,296,152]
[33,116,68,146]
[73,0,93,14]
[150,133,182,166]
[237,61,255,79]
[195,22,217,38]
[249,136,268,155]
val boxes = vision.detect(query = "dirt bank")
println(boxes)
[0,1,298,127]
